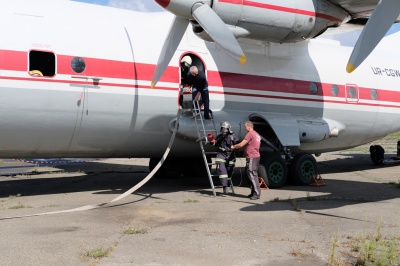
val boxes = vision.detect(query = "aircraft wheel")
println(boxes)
[149,157,182,178]
[289,153,317,185]
[259,154,287,189]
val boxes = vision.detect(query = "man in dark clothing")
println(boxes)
[207,121,238,195]
[183,65,211,119]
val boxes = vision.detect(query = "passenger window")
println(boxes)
[71,57,86,73]
[331,84,339,96]
[348,87,356,98]
[370,89,378,100]
[29,50,56,77]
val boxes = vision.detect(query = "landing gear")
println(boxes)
[149,157,182,178]
[258,154,288,189]
[289,152,317,185]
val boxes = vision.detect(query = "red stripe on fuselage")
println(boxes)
[0,50,27,72]
[0,49,399,106]
[0,50,178,83]
[219,0,341,22]
[57,55,178,83]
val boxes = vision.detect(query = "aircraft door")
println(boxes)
[179,53,206,109]
[68,26,138,155]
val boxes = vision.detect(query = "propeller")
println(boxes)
[346,0,400,73]
[151,16,189,88]
[192,4,246,65]
[151,0,246,87]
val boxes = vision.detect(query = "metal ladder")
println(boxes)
[192,100,219,197]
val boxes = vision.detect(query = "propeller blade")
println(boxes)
[346,0,400,73]
[151,16,189,87]
[192,4,246,65]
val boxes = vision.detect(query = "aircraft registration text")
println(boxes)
[371,67,400,77]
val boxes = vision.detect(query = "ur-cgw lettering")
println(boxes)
[372,67,400,77]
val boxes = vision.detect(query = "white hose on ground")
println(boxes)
[0,110,182,220]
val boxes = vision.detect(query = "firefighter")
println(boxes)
[207,121,238,194]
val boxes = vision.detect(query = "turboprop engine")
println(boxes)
[151,0,350,86]
[191,0,350,43]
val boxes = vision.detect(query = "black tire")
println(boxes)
[259,154,288,189]
[149,157,182,179]
[289,153,317,185]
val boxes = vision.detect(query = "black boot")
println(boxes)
[223,186,228,195]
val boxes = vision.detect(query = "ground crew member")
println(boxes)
[231,121,261,200]
[207,121,238,194]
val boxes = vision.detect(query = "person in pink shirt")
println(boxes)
[231,121,261,200]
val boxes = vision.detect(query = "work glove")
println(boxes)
[207,133,215,144]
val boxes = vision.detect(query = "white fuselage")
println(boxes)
[0,0,399,158]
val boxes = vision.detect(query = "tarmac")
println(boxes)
[0,149,400,265]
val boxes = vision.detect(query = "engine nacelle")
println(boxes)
[203,0,350,43]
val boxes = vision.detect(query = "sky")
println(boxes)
[72,0,163,12]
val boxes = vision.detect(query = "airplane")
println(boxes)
[1,0,400,189]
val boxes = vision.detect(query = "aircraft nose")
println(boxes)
[154,0,171,8]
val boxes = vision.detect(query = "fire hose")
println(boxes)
[1,110,182,220]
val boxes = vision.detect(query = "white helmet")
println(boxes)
[220,121,231,134]
[181,55,192,68]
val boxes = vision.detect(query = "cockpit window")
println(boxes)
[29,50,56,77]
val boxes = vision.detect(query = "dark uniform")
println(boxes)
[208,121,238,194]
[183,68,210,119]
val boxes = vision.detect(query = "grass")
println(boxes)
[329,218,400,266]
[290,246,308,257]
[82,246,111,259]
[381,131,400,141]
[8,202,32,209]
[328,233,340,266]
[123,226,149,235]
[345,130,400,153]
[183,199,199,203]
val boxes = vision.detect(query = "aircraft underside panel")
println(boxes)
[249,112,334,147]
[250,113,300,146]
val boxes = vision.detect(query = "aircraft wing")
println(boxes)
[330,0,400,21]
